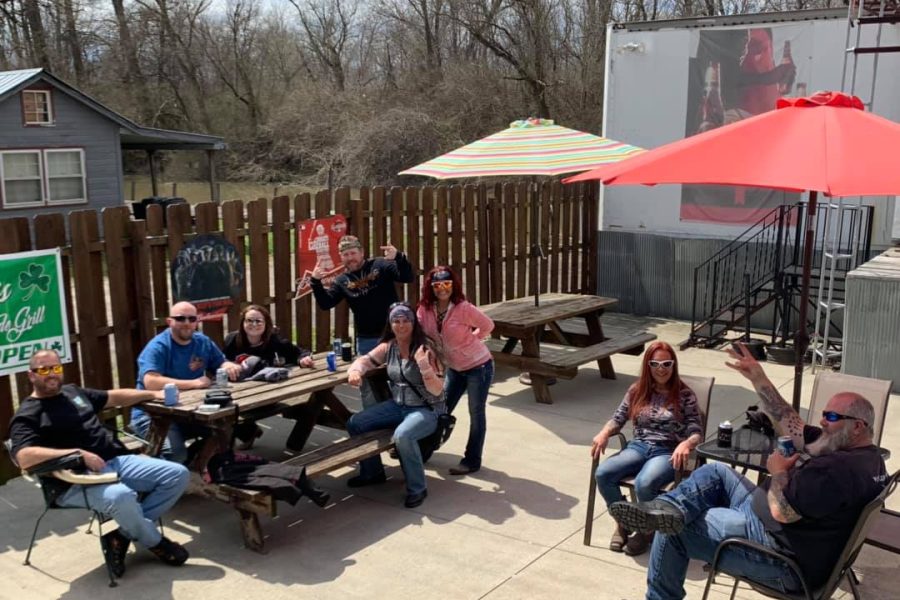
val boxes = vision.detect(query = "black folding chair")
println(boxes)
[4,440,122,587]
[701,470,900,600]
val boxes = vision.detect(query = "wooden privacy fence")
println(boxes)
[0,182,597,481]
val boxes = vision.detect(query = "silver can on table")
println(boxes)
[216,367,228,388]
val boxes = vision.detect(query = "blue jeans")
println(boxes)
[130,411,208,465]
[646,463,802,600]
[346,400,439,495]
[595,439,676,506]
[57,454,189,548]
[445,360,493,470]
[356,336,381,408]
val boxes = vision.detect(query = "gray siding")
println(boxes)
[0,86,123,226]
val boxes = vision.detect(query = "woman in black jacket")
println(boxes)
[224,304,314,448]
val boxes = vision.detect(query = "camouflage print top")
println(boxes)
[611,385,702,448]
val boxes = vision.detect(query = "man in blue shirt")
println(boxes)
[130,302,241,463]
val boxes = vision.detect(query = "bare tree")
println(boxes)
[287,0,356,92]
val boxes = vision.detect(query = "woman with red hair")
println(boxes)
[590,341,702,556]
[417,266,494,475]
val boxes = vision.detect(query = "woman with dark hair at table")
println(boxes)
[345,302,444,508]
[417,266,494,475]
[223,304,314,448]
[590,341,702,556]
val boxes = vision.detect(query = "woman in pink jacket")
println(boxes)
[417,266,494,475]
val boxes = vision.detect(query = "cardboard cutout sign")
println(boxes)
[295,215,348,298]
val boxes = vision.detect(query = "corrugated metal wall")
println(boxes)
[598,231,777,326]
[843,248,900,393]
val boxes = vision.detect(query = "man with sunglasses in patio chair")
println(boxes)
[310,235,416,407]
[9,349,191,577]
[608,344,888,600]
[129,301,242,464]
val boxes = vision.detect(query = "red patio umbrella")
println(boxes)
[565,92,900,409]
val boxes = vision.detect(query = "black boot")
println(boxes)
[296,468,330,507]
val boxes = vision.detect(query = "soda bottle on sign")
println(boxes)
[779,41,795,96]
[706,62,724,127]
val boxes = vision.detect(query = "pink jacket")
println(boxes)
[417,301,494,372]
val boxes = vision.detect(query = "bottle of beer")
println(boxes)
[704,62,724,127]
[779,41,795,96]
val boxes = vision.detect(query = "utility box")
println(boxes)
[842,247,900,392]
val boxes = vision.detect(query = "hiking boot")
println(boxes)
[100,529,130,578]
[149,537,189,566]
[608,522,631,553]
[404,490,428,508]
[624,531,655,556]
[610,499,685,535]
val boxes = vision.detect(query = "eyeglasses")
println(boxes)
[648,359,675,369]
[31,364,63,376]
[431,281,452,290]
[170,315,198,323]
[244,319,265,325]
[822,411,867,426]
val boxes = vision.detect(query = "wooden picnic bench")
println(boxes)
[193,429,396,553]
[481,293,657,403]
[139,352,386,551]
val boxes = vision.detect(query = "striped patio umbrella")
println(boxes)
[398,118,644,179]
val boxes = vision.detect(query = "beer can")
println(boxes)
[777,435,796,457]
[717,420,733,448]
[216,367,228,388]
[341,342,353,362]
[164,383,179,406]
[333,338,342,356]
[326,352,337,372]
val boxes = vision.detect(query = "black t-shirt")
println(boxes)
[9,384,127,462]
[310,253,415,337]
[752,441,887,588]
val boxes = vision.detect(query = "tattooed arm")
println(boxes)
[725,344,808,450]
[765,451,802,523]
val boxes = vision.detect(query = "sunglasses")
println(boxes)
[170,315,198,323]
[431,281,452,290]
[244,318,265,325]
[31,364,63,376]
[822,411,867,426]
[648,359,675,369]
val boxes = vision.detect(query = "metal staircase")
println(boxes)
[685,201,873,351]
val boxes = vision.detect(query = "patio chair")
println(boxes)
[700,469,900,600]
[3,439,121,587]
[807,372,891,446]
[583,374,714,546]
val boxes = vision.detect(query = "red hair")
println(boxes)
[627,341,687,421]
[418,266,466,309]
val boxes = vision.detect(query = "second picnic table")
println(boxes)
[480,293,656,404]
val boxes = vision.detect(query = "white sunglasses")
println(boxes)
[648,359,674,369]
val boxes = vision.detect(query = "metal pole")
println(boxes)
[792,191,818,410]
[530,179,544,307]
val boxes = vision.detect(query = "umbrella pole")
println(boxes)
[531,179,544,307]
[792,191,818,411]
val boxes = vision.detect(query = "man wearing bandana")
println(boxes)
[310,235,416,407]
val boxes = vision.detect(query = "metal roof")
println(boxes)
[0,68,226,151]
[613,8,846,32]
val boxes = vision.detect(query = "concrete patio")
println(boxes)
[1,315,897,600]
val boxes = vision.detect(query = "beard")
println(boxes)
[32,376,62,397]
[806,426,852,457]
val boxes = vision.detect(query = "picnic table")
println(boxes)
[480,293,656,404]
[140,353,394,552]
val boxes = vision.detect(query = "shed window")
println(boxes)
[1,149,87,209]
[46,150,86,203]
[1,151,43,206]
[23,90,53,124]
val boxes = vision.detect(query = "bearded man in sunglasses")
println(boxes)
[129,302,241,464]
[608,344,887,600]
[9,350,191,575]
